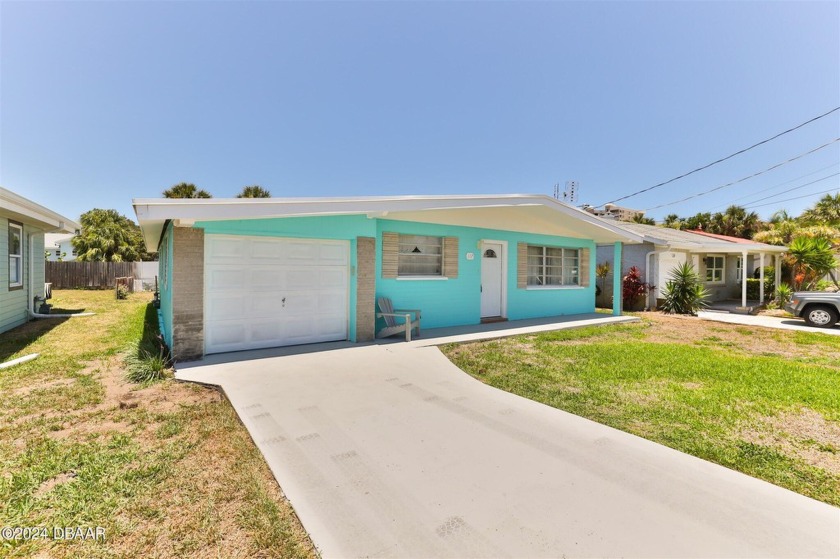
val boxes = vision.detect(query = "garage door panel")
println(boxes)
[206,238,246,263]
[319,243,349,265]
[250,320,285,343]
[285,269,319,290]
[251,268,280,289]
[316,315,348,338]
[286,241,320,264]
[207,295,250,320]
[206,322,249,347]
[205,235,349,354]
[320,269,347,288]
[250,240,288,262]
[317,292,346,312]
[207,268,243,291]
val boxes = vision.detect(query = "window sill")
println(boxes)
[396,276,449,281]
[9,284,23,291]
[525,285,585,290]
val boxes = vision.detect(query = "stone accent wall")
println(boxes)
[171,227,204,361]
[355,237,376,342]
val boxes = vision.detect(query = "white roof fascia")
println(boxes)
[133,194,647,251]
[0,187,80,232]
[641,235,786,254]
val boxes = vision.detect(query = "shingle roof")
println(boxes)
[604,221,786,253]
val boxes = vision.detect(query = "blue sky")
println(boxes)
[2,1,838,224]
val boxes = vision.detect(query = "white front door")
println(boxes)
[480,242,504,318]
[204,235,349,354]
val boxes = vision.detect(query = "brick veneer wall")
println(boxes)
[171,227,204,361]
[355,237,375,342]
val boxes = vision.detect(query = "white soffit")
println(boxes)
[133,194,645,251]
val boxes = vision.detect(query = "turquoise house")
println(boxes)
[134,195,642,361]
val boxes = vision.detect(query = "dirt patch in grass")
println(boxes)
[1,291,317,559]
[741,408,840,475]
[34,471,78,497]
[633,313,840,363]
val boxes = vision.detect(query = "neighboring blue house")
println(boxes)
[1,187,79,334]
[134,195,643,361]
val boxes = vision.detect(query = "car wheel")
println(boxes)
[803,305,840,328]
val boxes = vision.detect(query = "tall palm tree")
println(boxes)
[236,185,272,198]
[162,182,212,198]
[630,213,655,225]
[663,214,682,229]
[706,205,763,238]
[800,193,840,227]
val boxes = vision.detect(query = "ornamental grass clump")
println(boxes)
[660,262,710,315]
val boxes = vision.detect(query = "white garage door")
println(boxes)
[205,235,349,354]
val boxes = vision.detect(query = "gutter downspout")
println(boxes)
[645,250,657,310]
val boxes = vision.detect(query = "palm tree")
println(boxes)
[800,193,840,227]
[630,213,655,225]
[787,237,838,289]
[162,182,212,198]
[707,205,763,238]
[236,185,272,198]
[663,214,682,229]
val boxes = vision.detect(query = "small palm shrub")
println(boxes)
[660,262,710,315]
[125,334,171,383]
[775,283,793,307]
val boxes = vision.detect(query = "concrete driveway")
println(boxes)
[698,311,840,335]
[177,343,839,558]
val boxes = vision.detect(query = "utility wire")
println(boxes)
[643,138,840,211]
[731,172,839,207]
[707,162,839,210]
[598,106,840,206]
[742,187,839,210]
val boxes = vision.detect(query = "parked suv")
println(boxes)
[785,292,840,328]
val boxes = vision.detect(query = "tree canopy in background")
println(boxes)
[72,209,154,262]
[236,185,272,198]
[162,182,212,198]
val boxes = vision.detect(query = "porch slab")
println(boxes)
[401,313,639,347]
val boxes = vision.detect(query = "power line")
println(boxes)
[707,162,840,211]
[742,187,839,210]
[598,106,840,206]
[730,172,839,207]
[643,138,840,211]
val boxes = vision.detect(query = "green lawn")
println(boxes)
[0,290,316,559]
[442,314,840,506]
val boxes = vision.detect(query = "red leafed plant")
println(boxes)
[622,266,654,309]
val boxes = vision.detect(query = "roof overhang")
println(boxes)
[642,236,788,254]
[133,194,646,252]
[0,187,79,233]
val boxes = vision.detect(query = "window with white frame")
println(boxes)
[9,222,23,288]
[527,245,579,286]
[736,257,743,282]
[705,255,724,283]
[398,234,442,276]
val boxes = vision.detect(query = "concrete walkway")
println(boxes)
[698,311,840,336]
[177,319,840,558]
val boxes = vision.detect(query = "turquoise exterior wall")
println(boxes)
[177,214,597,346]
[196,215,375,342]
[197,215,375,240]
[375,219,595,329]
[158,222,174,347]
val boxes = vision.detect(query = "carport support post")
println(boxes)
[775,254,781,301]
[741,250,748,308]
[612,242,622,316]
[759,252,765,304]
